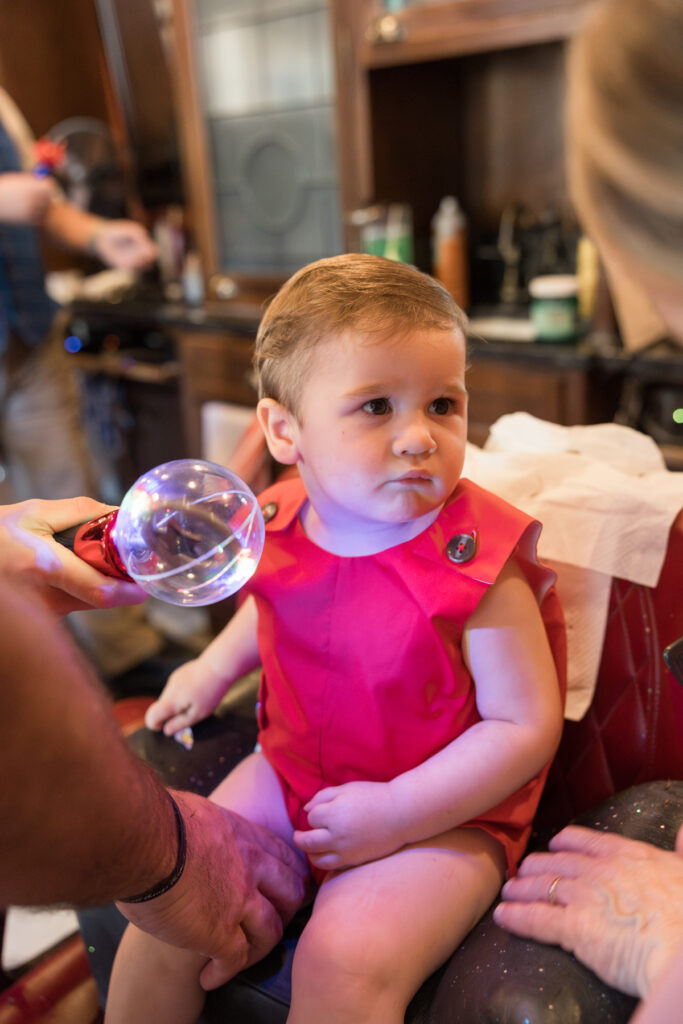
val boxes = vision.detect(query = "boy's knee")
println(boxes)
[117,924,192,980]
[294,911,396,1004]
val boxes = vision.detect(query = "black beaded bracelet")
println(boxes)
[120,793,187,904]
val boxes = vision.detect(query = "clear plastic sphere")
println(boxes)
[112,459,265,606]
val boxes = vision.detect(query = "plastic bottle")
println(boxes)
[576,235,599,322]
[182,250,205,306]
[431,196,469,311]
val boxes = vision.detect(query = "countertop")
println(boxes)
[66,296,683,380]
[68,296,263,333]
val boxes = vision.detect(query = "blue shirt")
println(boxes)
[0,117,58,353]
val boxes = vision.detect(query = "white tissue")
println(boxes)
[464,413,683,720]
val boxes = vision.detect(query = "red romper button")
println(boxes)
[446,533,476,563]
[261,502,278,523]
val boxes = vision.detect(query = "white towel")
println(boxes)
[464,413,683,720]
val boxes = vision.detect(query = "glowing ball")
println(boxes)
[112,459,264,606]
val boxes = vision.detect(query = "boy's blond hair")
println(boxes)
[254,254,467,416]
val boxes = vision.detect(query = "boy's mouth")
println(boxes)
[393,470,433,483]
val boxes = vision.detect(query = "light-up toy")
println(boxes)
[64,459,265,606]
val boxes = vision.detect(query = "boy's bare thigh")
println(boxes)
[211,763,506,990]
[300,827,506,990]
[209,751,300,850]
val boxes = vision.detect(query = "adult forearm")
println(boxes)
[0,582,178,907]
[43,197,103,253]
[631,942,683,1022]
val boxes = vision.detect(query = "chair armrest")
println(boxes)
[427,779,683,1024]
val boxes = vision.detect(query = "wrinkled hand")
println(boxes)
[89,219,158,270]
[145,658,228,735]
[294,780,403,870]
[0,172,56,225]
[0,497,147,615]
[494,824,683,998]
[118,791,310,989]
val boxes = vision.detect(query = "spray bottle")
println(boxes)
[431,196,469,311]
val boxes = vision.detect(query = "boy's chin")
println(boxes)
[381,495,444,523]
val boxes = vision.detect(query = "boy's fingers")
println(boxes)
[144,702,167,730]
[144,699,185,731]
[294,827,332,853]
[162,710,196,736]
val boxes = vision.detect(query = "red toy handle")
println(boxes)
[56,509,133,581]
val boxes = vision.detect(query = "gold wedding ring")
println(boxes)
[547,876,562,905]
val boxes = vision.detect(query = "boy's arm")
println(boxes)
[389,557,562,840]
[297,558,563,868]
[145,595,261,734]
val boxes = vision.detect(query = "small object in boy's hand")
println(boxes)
[173,726,194,751]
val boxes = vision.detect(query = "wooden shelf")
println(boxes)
[360,0,599,68]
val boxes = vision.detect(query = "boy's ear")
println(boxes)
[256,398,300,466]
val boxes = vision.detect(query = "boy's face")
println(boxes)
[287,326,468,532]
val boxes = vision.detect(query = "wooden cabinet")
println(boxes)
[331,0,600,264]
[165,0,600,288]
[356,1,597,65]
[466,344,619,447]
[163,0,617,455]
[174,327,257,455]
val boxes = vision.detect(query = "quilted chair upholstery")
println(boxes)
[536,509,683,839]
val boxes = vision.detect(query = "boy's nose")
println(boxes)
[392,419,437,456]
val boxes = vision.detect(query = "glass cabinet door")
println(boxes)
[190,0,342,275]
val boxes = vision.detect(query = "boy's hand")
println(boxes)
[294,781,404,870]
[145,659,229,735]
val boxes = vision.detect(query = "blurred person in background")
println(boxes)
[0,86,163,677]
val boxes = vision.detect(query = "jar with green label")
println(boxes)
[529,275,579,342]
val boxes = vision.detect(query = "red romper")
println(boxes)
[245,476,566,880]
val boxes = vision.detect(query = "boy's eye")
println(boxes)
[362,397,391,415]
[430,397,455,415]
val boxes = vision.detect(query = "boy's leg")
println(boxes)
[208,751,303,851]
[105,752,301,1024]
[287,826,506,1024]
[104,926,206,1024]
